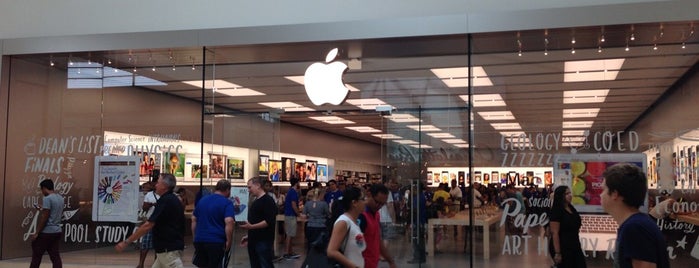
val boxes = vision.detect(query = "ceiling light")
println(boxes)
[428,133,456,138]
[653,44,658,51]
[309,116,355,124]
[372,134,402,139]
[384,113,420,123]
[518,51,522,57]
[563,136,587,142]
[407,125,441,132]
[499,131,526,137]
[564,59,624,82]
[571,37,576,44]
[183,79,240,89]
[259,101,314,112]
[630,32,635,41]
[562,142,584,147]
[682,42,686,49]
[625,44,630,51]
[600,35,605,43]
[597,46,602,53]
[217,88,266,97]
[152,66,156,72]
[394,140,418,145]
[477,111,515,121]
[345,126,381,133]
[442,139,467,144]
[562,121,594,128]
[410,144,432,149]
[562,130,587,136]
[490,122,522,130]
[453,143,470,148]
[563,89,609,104]
[430,66,493,87]
[346,98,390,110]
[285,76,360,91]
[460,94,506,107]
[571,48,576,54]
[562,108,600,118]
[544,50,548,56]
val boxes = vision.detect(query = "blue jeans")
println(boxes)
[248,240,274,268]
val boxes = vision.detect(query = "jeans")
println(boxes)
[30,232,62,268]
[248,240,274,268]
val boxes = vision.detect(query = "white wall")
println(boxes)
[2,1,699,54]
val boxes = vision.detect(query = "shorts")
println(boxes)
[141,230,153,250]
[380,222,393,240]
[284,216,297,237]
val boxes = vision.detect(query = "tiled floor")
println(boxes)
[0,225,685,267]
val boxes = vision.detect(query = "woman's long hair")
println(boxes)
[551,185,569,213]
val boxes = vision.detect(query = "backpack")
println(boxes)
[301,220,350,268]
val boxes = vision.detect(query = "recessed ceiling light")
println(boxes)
[562,121,594,128]
[216,88,266,97]
[372,134,402,139]
[259,101,314,112]
[428,133,456,138]
[564,59,625,82]
[213,114,235,118]
[453,143,470,148]
[410,144,433,149]
[345,126,381,133]
[430,66,493,87]
[346,98,390,110]
[563,108,600,118]
[407,125,441,132]
[309,116,355,124]
[563,89,610,104]
[183,79,239,89]
[562,130,587,136]
[490,122,522,130]
[478,111,515,121]
[285,75,360,91]
[499,131,526,137]
[562,142,584,147]
[460,94,506,107]
[394,139,418,144]
[384,113,420,123]
[563,136,587,142]
[443,139,467,144]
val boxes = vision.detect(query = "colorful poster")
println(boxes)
[230,187,250,222]
[269,160,281,182]
[192,164,208,179]
[306,160,318,181]
[209,154,226,179]
[228,159,244,180]
[317,164,328,182]
[258,155,269,176]
[92,156,140,222]
[282,157,295,182]
[164,152,185,177]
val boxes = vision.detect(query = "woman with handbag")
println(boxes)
[327,186,367,268]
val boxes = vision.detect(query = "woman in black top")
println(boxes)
[549,185,586,268]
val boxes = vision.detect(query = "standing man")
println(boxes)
[191,179,235,268]
[601,163,670,268]
[116,173,186,268]
[361,184,397,268]
[240,177,277,268]
[324,179,343,207]
[138,181,159,268]
[30,179,64,268]
[282,177,301,259]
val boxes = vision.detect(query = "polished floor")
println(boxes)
[0,225,682,268]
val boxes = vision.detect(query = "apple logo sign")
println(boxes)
[304,48,350,106]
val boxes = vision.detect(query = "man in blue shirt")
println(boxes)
[30,179,64,268]
[601,163,670,268]
[283,177,301,259]
[191,179,235,268]
[324,179,343,206]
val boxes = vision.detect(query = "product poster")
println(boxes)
[228,158,244,180]
[92,156,140,222]
[282,157,295,181]
[191,164,208,179]
[209,154,226,179]
[269,160,281,182]
[306,160,318,181]
[258,155,269,176]
[295,162,306,181]
[317,164,328,182]
[230,187,250,222]
[164,152,185,177]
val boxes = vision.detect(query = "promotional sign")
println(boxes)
[92,156,140,222]
[230,186,250,222]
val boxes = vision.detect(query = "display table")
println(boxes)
[427,209,502,259]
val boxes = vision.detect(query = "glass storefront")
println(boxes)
[1,20,699,267]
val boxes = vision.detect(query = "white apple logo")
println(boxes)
[304,48,350,106]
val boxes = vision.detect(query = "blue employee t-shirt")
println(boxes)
[324,190,342,205]
[284,188,299,216]
[614,213,670,268]
[193,194,235,243]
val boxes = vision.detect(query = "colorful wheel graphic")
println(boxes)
[97,176,123,204]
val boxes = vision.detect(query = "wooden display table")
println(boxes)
[427,209,502,259]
